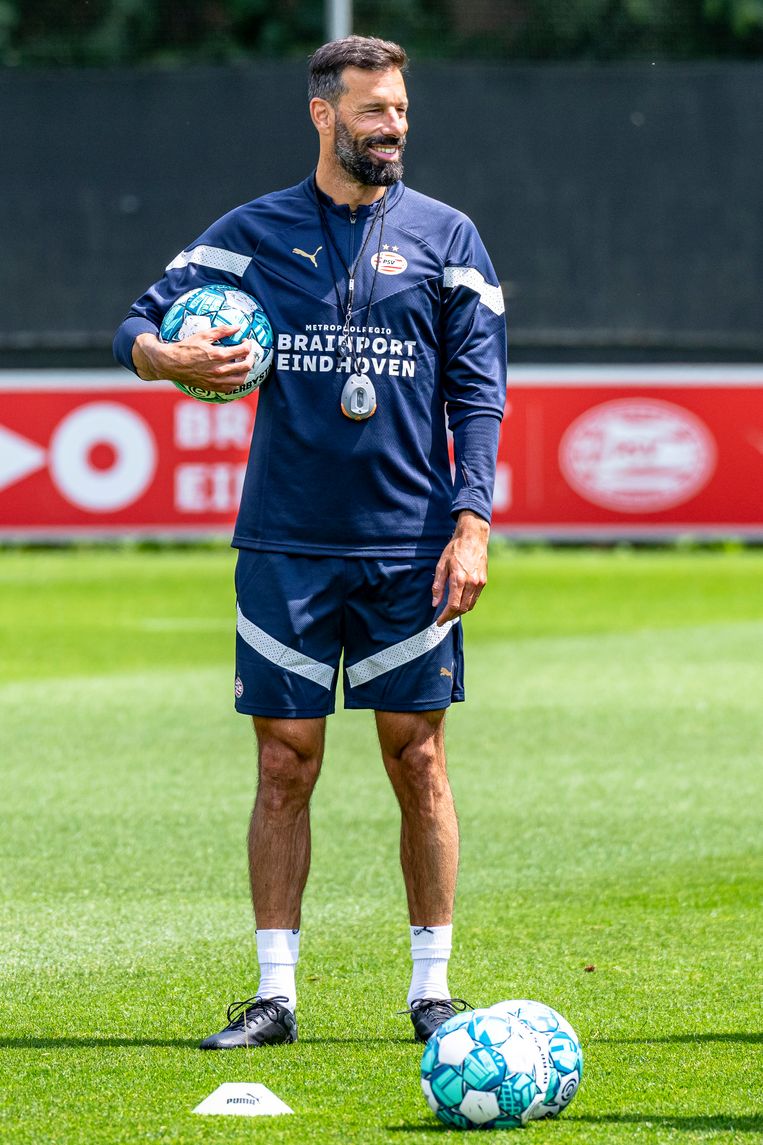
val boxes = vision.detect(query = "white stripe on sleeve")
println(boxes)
[443,266,505,315]
[166,245,252,277]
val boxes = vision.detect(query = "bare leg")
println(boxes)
[248,716,325,929]
[375,709,459,924]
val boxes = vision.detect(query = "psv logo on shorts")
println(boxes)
[234,676,244,699]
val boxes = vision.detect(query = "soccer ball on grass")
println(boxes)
[159,283,273,403]
[488,999,583,1119]
[420,1008,551,1130]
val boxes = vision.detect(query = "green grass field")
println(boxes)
[1,547,761,1144]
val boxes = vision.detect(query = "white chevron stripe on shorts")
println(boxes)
[443,266,505,315]
[236,605,335,690]
[166,244,252,277]
[345,618,459,689]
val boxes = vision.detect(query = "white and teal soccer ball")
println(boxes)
[488,999,583,1119]
[420,1008,551,1130]
[159,283,273,403]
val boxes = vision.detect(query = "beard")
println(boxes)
[333,117,406,186]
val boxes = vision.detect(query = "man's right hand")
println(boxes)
[132,326,257,393]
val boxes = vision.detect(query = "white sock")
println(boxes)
[255,928,300,1013]
[407,924,453,1007]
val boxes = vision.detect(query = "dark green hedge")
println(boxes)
[1,0,761,66]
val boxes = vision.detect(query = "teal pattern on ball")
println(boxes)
[498,1071,539,1119]
[436,1107,471,1131]
[462,1046,506,1090]
[420,1007,548,1130]
[487,999,583,1120]
[159,283,274,404]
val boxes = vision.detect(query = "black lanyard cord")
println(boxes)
[313,176,388,373]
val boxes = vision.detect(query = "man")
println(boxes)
[113,35,507,1049]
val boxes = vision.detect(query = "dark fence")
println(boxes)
[2,61,761,363]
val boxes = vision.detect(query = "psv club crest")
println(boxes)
[371,249,407,275]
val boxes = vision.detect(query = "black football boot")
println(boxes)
[406,997,473,1043]
[199,996,297,1050]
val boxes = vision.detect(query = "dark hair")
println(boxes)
[308,36,408,104]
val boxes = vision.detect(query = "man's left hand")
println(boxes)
[432,511,490,627]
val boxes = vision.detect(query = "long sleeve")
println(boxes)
[440,219,508,522]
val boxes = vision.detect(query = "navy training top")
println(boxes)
[113,176,508,558]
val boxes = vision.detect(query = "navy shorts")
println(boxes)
[233,549,465,718]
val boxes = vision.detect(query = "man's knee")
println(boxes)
[254,718,324,812]
[398,741,450,805]
[381,716,451,815]
[377,709,445,762]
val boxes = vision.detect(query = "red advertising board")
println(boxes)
[0,372,256,538]
[491,367,763,538]
[0,367,761,540]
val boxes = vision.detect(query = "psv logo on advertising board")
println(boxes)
[559,398,717,513]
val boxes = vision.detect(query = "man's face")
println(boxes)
[332,67,408,186]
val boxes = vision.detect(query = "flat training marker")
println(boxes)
[193,1082,293,1117]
